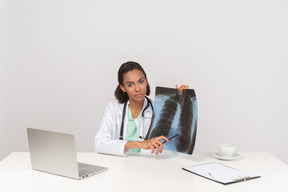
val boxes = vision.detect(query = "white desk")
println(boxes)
[1,152,288,192]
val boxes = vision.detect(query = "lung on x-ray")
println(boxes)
[146,86,198,155]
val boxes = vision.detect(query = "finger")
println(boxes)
[184,85,189,89]
[154,143,159,155]
[153,139,166,154]
[157,140,165,153]
[154,140,165,155]
[150,144,155,154]
[158,141,164,153]
[155,135,169,143]
[178,85,185,94]
[178,85,189,94]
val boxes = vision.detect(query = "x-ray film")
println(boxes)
[146,86,198,155]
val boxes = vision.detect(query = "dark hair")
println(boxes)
[114,61,150,103]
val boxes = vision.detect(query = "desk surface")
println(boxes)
[1,152,288,192]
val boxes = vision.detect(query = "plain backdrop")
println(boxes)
[1,0,288,164]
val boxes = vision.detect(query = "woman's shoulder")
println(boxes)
[106,100,125,112]
[148,98,154,103]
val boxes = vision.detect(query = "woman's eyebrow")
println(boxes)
[137,77,145,82]
[125,81,134,84]
[125,77,145,84]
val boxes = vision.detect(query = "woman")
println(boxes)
[94,61,188,156]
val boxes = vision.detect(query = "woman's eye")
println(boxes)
[127,83,133,87]
[139,80,145,84]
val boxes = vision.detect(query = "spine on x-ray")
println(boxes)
[149,94,179,138]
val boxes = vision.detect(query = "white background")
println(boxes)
[1,0,287,164]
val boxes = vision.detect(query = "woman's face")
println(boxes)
[120,69,148,104]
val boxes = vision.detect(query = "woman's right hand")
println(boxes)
[125,136,169,155]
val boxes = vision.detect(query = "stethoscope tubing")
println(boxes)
[119,96,153,140]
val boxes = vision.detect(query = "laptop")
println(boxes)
[27,128,107,179]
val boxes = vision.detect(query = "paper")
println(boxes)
[183,162,260,185]
[146,86,198,154]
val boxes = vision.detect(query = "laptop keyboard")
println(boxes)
[79,168,93,176]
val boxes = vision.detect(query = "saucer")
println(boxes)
[213,152,240,160]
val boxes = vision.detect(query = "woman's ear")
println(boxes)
[119,84,126,93]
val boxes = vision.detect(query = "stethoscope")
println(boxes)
[119,96,153,140]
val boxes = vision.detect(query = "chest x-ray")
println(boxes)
[146,86,198,155]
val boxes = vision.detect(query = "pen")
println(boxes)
[153,134,179,152]
[162,134,179,144]
[234,176,251,182]
[208,172,215,179]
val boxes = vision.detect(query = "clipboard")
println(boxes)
[183,162,261,185]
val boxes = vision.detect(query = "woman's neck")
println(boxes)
[128,100,144,119]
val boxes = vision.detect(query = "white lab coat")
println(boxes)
[94,98,153,156]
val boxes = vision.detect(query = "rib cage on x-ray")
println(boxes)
[146,87,198,155]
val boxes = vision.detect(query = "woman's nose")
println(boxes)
[135,84,140,91]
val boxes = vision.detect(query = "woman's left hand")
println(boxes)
[176,85,189,94]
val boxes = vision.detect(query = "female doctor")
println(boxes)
[94,61,188,156]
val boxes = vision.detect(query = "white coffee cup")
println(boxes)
[218,144,236,157]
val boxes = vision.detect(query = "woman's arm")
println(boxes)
[95,102,128,156]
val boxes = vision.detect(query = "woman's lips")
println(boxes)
[135,94,143,98]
